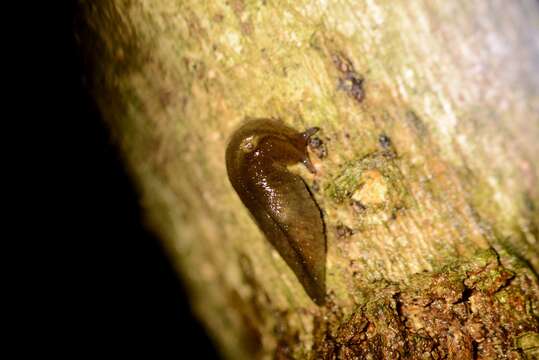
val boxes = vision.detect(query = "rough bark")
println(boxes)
[76,0,539,358]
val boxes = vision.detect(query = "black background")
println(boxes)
[50,2,220,357]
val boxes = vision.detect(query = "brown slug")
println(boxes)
[226,118,326,305]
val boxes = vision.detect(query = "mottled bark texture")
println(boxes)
[77,0,539,358]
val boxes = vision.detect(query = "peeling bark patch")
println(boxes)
[351,170,389,207]
[332,53,365,103]
[325,151,407,229]
[326,151,402,204]
[310,249,539,359]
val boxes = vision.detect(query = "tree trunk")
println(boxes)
[77,0,539,358]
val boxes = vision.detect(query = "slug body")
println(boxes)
[226,118,326,305]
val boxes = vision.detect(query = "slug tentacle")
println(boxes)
[226,118,326,305]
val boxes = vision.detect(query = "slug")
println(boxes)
[226,118,326,305]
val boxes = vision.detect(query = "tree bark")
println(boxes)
[77,0,539,358]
